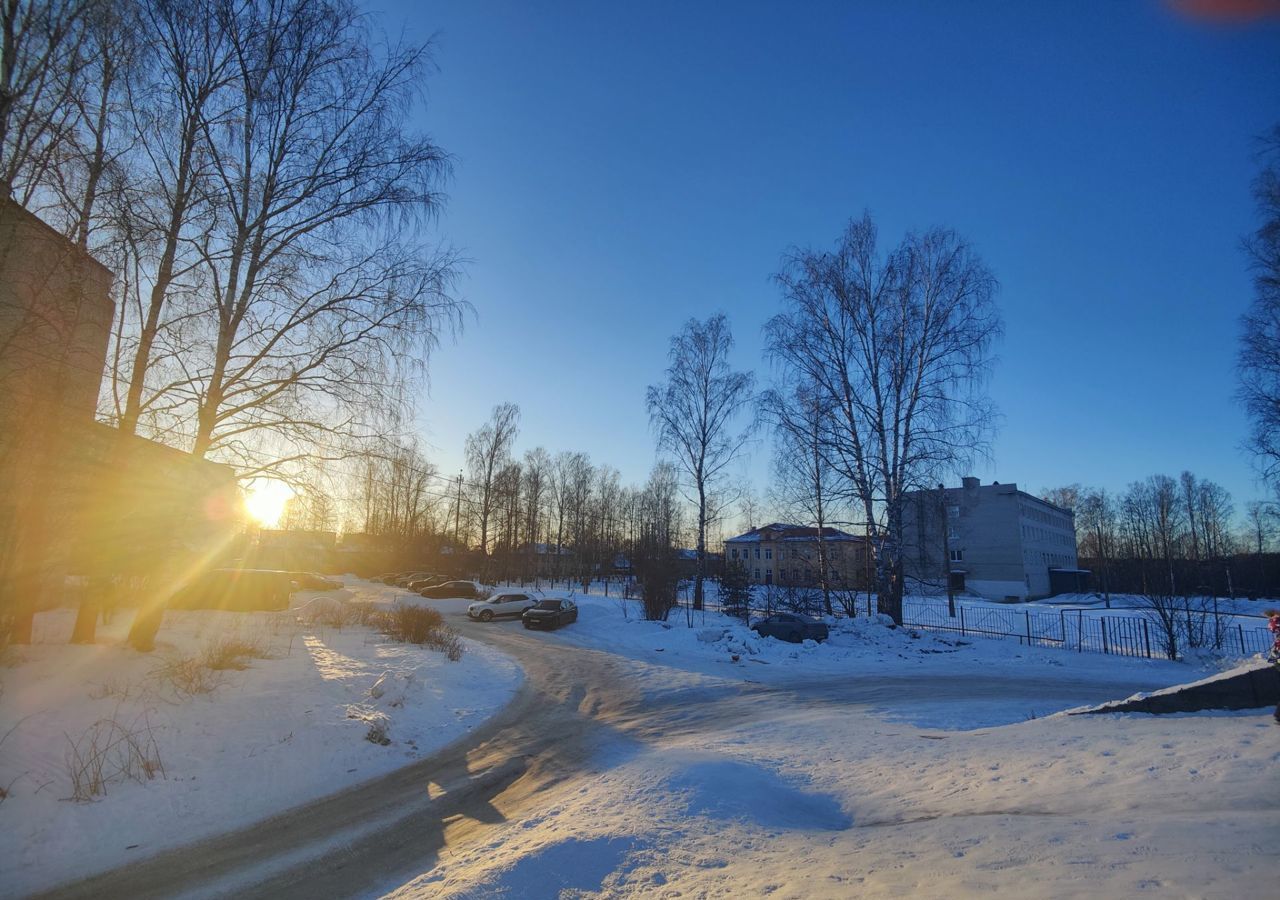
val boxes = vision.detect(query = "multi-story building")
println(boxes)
[901,477,1086,601]
[724,522,869,588]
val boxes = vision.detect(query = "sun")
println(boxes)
[243,478,294,528]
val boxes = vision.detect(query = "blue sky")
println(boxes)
[378,0,1280,512]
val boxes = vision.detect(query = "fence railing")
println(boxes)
[495,576,1275,662]
[899,598,1273,660]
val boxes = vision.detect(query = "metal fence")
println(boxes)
[900,598,1273,660]
[511,576,1275,662]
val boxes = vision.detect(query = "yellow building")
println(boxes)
[724,523,870,588]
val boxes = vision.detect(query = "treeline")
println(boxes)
[283,403,694,605]
[1043,473,1279,599]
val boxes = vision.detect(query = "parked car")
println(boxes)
[393,571,435,587]
[751,612,829,644]
[407,575,449,592]
[418,580,488,601]
[291,572,341,591]
[170,569,297,611]
[467,591,537,622]
[372,572,403,584]
[521,598,578,630]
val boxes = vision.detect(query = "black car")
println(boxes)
[418,580,486,600]
[170,569,297,611]
[522,598,578,630]
[751,612,829,644]
[393,571,435,587]
[291,572,341,591]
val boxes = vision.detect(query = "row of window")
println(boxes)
[1021,503,1072,532]
[730,546,841,561]
[1025,550,1072,568]
[751,568,842,581]
[1021,524,1073,547]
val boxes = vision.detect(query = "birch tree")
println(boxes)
[646,313,754,610]
[767,214,1001,623]
[762,379,837,614]
[171,0,459,476]
[464,402,519,555]
[1239,123,1280,493]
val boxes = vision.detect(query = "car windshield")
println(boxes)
[534,600,561,611]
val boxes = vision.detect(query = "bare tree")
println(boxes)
[521,446,551,551]
[646,313,754,610]
[464,402,520,555]
[0,0,97,200]
[767,213,1001,623]
[1239,124,1280,490]
[143,0,463,478]
[1076,486,1117,605]
[762,379,837,614]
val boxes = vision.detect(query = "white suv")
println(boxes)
[467,591,537,622]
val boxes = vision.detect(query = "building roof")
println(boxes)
[725,522,863,543]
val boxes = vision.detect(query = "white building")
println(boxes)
[901,477,1086,601]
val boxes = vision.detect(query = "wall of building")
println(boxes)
[725,532,869,588]
[902,478,1079,601]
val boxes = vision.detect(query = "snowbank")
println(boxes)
[0,580,522,895]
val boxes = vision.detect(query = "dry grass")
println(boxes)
[148,653,225,699]
[63,712,165,801]
[201,633,272,671]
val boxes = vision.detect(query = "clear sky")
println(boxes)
[376,0,1280,513]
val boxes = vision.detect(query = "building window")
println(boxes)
[948,505,959,519]
[949,549,963,562]
[755,548,760,559]
[731,548,738,559]
[765,548,772,560]
[754,569,760,580]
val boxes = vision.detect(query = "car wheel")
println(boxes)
[479,610,493,622]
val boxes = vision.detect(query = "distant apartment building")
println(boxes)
[724,522,869,588]
[901,477,1086,601]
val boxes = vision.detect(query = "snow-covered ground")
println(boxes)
[0,579,522,895]
[386,587,1280,898]
[6,575,1277,898]
[491,590,1227,725]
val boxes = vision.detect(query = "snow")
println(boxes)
[385,587,1279,898]
[0,578,522,895]
[530,591,1200,706]
[7,576,1278,897]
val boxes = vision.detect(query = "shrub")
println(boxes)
[719,563,752,620]
[375,606,464,661]
[201,634,272,671]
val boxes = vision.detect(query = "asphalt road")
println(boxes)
[37,617,1162,900]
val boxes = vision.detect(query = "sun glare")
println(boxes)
[244,478,293,528]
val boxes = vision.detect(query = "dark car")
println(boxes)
[291,572,341,591]
[751,612,829,644]
[407,575,449,592]
[522,598,578,630]
[418,580,486,600]
[393,571,434,587]
[170,569,297,611]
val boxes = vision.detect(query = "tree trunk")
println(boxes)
[694,480,705,611]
